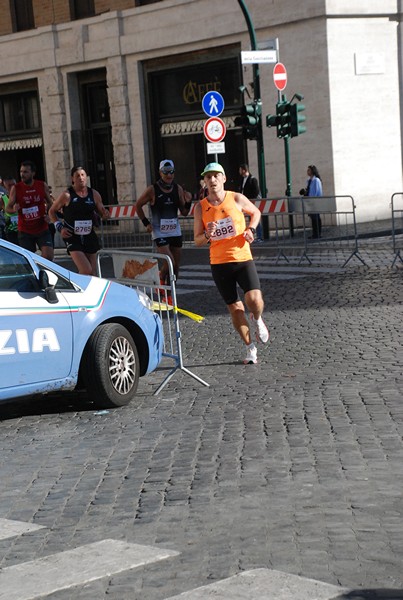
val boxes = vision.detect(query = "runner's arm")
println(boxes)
[178,185,192,216]
[43,183,53,211]
[49,191,73,238]
[7,186,17,212]
[234,192,262,243]
[235,193,261,229]
[93,189,110,219]
[193,202,211,246]
[135,186,154,232]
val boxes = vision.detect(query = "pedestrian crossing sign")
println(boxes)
[202,91,225,118]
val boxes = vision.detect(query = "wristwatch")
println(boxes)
[248,227,256,235]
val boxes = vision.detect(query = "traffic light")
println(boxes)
[235,101,261,140]
[266,113,278,129]
[275,100,292,138]
[290,102,306,137]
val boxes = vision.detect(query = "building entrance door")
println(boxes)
[89,127,117,204]
[77,73,117,205]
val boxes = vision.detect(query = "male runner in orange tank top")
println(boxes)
[194,162,269,365]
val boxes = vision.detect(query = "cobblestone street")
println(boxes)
[0,247,402,599]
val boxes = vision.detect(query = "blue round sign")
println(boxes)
[202,91,225,118]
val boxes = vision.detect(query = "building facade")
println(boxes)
[0,0,401,221]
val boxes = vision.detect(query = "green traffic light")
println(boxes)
[290,103,306,137]
[234,102,260,139]
[266,114,278,128]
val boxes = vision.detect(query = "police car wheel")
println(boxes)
[83,323,140,408]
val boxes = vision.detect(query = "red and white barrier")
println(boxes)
[107,205,137,218]
[106,197,287,219]
[254,198,287,214]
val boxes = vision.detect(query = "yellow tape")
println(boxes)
[151,301,204,322]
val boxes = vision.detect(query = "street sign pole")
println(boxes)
[202,92,226,163]
[237,0,267,199]
[273,54,294,237]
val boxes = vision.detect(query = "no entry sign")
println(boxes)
[273,62,287,91]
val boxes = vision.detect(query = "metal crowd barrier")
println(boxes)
[391,192,403,267]
[99,196,366,266]
[96,249,209,394]
[99,204,195,249]
[263,195,366,267]
[99,205,151,249]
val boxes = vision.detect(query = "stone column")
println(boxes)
[106,55,135,204]
[38,68,71,192]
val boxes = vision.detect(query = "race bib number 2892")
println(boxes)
[210,216,236,240]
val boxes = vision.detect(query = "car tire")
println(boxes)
[83,323,140,408]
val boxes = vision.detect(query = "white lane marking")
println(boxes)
[179,270,305,282]
[166,568,346,599]
[0,518,45,541]
[177,277,217,286]
[255,262,343,274]
[176,289,205,295]
[182,262,342,274]
[0,539,179,600]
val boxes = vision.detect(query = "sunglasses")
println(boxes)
[161,169,175,175]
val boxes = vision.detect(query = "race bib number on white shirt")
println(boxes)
[160,218,179,234]
[210,216,236,240]
[22,206,39,220]
[74,219,92,235]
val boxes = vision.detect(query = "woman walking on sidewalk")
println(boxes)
[301,165,323,239]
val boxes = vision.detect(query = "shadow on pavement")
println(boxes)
[334,590,403,600]
[0,390,96,421]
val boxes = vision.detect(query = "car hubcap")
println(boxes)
[109,336,136,395]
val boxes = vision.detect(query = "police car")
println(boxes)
[0,238,163,408]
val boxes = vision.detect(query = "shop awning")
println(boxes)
[160,116,237,137]
[0,137,43,151]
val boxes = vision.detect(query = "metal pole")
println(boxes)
[237,0,267,197]
[284,136,291,196]
[280,91,294,237]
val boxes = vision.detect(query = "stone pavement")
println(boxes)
[0,237,402,599]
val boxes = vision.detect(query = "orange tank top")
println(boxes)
[200,191,253,264]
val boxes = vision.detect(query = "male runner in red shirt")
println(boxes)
[8,160,54,260]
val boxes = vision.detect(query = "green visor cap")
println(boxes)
[201,162,225,176]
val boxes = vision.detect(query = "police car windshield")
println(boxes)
[0,246,37,291]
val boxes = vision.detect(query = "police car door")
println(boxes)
[0,244,73,388]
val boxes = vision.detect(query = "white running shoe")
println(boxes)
[243,343,257,365]
[250,314,270,344]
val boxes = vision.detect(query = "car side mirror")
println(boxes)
[38,269,59,304]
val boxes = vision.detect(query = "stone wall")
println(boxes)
[0,0,401,220]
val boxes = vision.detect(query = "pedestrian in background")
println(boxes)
[136,159,192,293]
[300,165,323,239]
[197,178,208,200]
[7,160,54,260]
[0,176,7,195]
[194,162,269,365]
[0,176,18,245]
[238,163,263,241]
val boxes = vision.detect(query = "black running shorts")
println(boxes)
[18,230,53,252]
[154,235,183,248]
[210,260,261,305]
[65,230,100,254]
